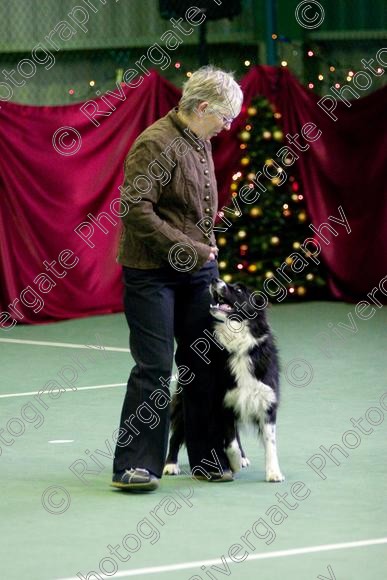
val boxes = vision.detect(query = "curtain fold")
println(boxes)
[0,66,386,326]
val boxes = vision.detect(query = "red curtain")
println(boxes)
[0,66,386,327]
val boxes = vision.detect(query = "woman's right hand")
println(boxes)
[207,245,219,261]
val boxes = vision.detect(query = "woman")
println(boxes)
[112,65,243,492]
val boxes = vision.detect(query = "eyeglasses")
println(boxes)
[221,115,235,125]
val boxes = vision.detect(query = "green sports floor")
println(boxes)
[1,302,386,580]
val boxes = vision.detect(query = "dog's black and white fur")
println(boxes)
[164,279,284,482]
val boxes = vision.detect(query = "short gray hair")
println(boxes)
[179,65,243,119]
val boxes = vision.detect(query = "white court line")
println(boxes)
[0,383,126,399]
[0,338,128,352]
[55,537,387,580]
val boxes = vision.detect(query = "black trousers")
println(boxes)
[113,261,229,478]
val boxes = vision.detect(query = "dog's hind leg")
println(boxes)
[224,410,242,473]
[236,429,250,468]
[163,391,184,475]
[262,422,284,482]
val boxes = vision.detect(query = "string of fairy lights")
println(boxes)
[65,39,378,101]
[273,34,383,90]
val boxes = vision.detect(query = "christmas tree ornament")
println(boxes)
[223,274,233,283]
[285,257,293,265]
[250,207,262,217]
[293,242,301,249]
[230,182,238,191]
[218,237,227,246]
[271,236,280,245]
[291,193,299,201]
[240,131,251,142]
[263,130,272,139]
[273,130,283,141]
[248,264,257,272]
[297,286,306,296]
[240,157,250,166]
[237,230,247,238]
[247,106,257,116]
[265,271,274,278]
[219,261,227,269]
[306,273,314,280]
[298,211,307,222]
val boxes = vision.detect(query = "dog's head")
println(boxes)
[209,278,268,326]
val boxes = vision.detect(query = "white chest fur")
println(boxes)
[214,320,276,424]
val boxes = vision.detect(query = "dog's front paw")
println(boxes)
[266,470,285,482]
[241,457,251,468]
[163,463,180,475]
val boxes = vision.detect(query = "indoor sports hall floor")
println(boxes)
[1,301,386,580]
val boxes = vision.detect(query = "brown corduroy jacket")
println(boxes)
[117,108,218,273]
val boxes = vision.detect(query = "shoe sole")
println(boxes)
[193,474,234,483]
[111,480,159,492]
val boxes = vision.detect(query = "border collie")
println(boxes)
[164,279,284,482]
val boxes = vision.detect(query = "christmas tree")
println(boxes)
[216,96,327,300]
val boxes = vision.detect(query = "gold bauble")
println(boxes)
[248,264,257,272]
[250,206,262,217]
[292,241,301,249]
[263,130,272,139]
[230,182,238,191]
[240,157,250,166]
[298,211,307,222]
[285,257,293,265]
[218,237,227,246]
[265,271,274,278]
[306,273,314,281]
[265,158,274,166]
[297,286,306,296]
[240,131,251,142]
[291,193,299,201]
[271,177,280,185]
[247,106,257,116]
[237,230,247,239]
[273,130,283,141]
[219,260,227,269]
[271,236,280,245]
[223,274,233,283]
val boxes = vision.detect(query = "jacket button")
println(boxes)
[200,158,206,163]
[205,208,211,213]
[204,195,210,201]
[204,169,209,175]
[196,146,201,151]
[204,219,211,226]
[205,182,210,188]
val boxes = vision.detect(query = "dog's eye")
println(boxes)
[236,288,243,293]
